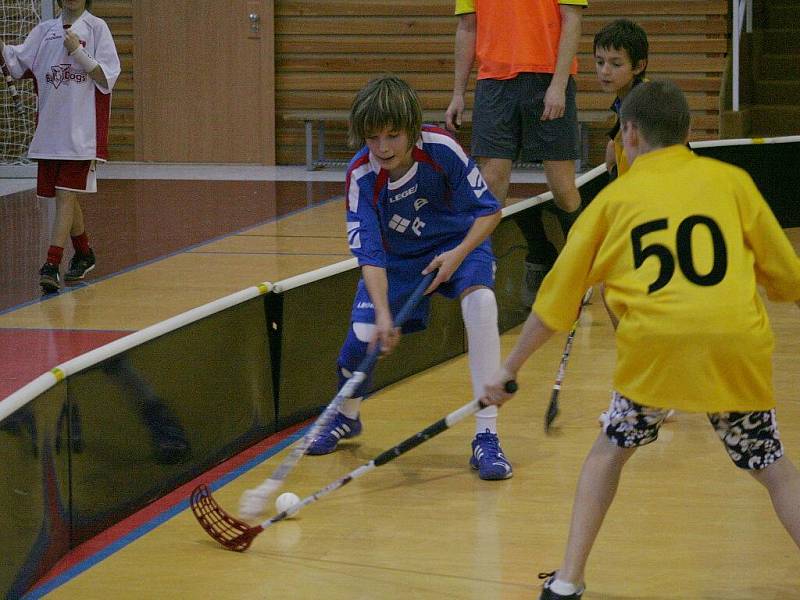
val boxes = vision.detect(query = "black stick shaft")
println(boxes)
[259,382,516,528]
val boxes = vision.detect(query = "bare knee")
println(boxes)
[544,160,580,212]
[588,432,637,467]
[749,456,799,490]
[477,157,512,202]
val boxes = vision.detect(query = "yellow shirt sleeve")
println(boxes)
[533,199,607,331]
[559,0,589,5]
[455,0,475,15]
[737,169,800,301]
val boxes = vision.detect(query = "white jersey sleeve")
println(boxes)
[2,21,49,79]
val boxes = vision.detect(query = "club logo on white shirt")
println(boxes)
[46,64,87,87]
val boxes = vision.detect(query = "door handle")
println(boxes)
[248,12,260,34]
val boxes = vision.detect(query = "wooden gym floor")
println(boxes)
[1,168,798,599]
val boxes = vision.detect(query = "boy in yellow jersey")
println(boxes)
[483,80,800,600]
[593,19,648,179]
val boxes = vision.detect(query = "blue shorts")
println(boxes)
[351,241,495,333]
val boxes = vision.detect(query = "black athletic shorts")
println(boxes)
[471,72,580,162]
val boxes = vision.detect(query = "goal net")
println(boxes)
[1,0,40,165]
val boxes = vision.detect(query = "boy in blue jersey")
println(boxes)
[306,75,513,480]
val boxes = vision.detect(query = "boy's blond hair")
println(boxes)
[348,75,422,149]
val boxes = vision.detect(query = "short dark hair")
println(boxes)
[348,75,422,149]
[593,19,649,75]
[57,0,94,10]
[620,80,690,148]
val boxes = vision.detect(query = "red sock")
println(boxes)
[71,232,91,256]
[47,245,64,266]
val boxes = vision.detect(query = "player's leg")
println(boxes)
[750,457,800,547]
[542,159,581,216]
[305,320,370,456]
[39,186,75,292]
[64,161,97,282]
[541,393,669,599]
[471,77,518,206]
[460,285,513,479]
[710,410,800,548]
[306,271,430,455]
[477,157,513,204]
[445,242,512,480]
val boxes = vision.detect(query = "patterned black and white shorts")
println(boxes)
[601,392,784,470]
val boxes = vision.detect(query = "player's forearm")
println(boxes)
[452,13,476,96]
[504,311,556,375]
[552,5,582,89]
[454,210,502,259]
[88,65,108,88]
[361,265,392,320]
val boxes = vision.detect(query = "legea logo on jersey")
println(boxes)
[46,64,88,88]
[468,167,488,197]
[389,184,417,203]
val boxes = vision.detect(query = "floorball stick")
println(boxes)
[0,53,25,114]
[544,287,593,433]
[237,270,437,519]
[191,381,517,552]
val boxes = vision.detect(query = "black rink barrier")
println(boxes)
[691,137,800,228]
[65,295,275,544]
[0,382,69,600]
[0,284,274,599]
[270,264,466,429]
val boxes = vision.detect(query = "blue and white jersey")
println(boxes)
[345,125,500,268]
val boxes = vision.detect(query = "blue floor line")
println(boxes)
[24,426,309,599]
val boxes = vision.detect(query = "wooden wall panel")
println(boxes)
[274,0,729,167]
[92,0,134,161]
[103,0,729,166]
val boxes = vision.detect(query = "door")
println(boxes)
[134,0,275,163]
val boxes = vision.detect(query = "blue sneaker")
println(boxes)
[305,412,362,455]
[470,430,513,480]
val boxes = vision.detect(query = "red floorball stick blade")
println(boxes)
[190,484,263,552]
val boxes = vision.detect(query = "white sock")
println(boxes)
[339,395,362,420]
[461,288,501,436]
[550,578,579,595]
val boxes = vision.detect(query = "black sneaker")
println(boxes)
[39,262,61,293]
[64,248,96,282]
[538,571,585,599]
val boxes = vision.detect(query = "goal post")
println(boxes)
[0,0,47,165]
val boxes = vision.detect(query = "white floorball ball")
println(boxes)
[275,492,301,515]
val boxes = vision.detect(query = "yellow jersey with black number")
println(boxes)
[534,145,800,413]
[454,0,588,79]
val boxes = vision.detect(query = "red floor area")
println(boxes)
[0,329,131,398]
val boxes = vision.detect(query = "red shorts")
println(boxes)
[36,159,97,198]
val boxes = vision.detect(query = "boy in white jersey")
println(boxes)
[483,80,800,599]
[1,0,120,292]
[306,75,513,480]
